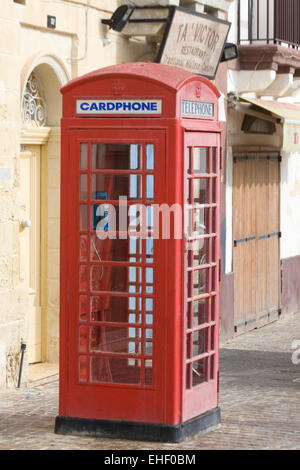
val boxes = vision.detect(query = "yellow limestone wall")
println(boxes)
[0,0,153,388]
[0,0,234,388]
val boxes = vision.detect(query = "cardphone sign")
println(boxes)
[76,99,162,115]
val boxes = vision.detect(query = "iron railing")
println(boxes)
[238,0,300,50]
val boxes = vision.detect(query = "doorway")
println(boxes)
[20,145,42,363]
[233,148,281,333]
[62,129,166,422]
[183,131,221,421]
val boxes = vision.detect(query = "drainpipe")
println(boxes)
[17,342,27,389]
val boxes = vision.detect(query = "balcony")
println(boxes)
[237,0,300,73]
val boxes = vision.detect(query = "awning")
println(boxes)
[239,96,300,124]
[239,96,300,152]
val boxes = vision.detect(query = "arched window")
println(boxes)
[22,72,47,127]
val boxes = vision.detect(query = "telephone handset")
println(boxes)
[93,191,109,231]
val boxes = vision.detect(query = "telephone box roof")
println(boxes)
[61,62,220,97]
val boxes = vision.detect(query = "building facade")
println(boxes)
[1,0,300,389]
[0,0,160,388]
[223,0,300,337]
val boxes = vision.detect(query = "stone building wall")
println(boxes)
[0,0,152,387]
[0,0,234,388]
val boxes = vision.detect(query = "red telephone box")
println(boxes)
[55,63,222,442]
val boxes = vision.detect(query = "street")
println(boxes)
[0,312,299,450]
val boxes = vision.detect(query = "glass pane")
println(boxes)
[212,208,216,233]
[188,238,209,267]
[90,235,142,263]
[79,295,88,322]
[186,147,191,174]
[90,356,141,384]
[146,144,154,170]
[90,326,141,354]
[146,267,153,284]
[145,359,152,386]
[91,265,142,293]
[91,143,142,170]
[186,302,192,330]
[186,364,191,389]
[211,267,216,292]
[145,297,153,325]
[91,203,110,232]
[80,235,88,261]
[80,143,88,170]
[211,325,216,351]
[79,356,88,382]
[145,314,153,325]
[145,341,153,356]
[80,205,88,231]
[210,355,215,380]
[193,147,208,174]
[145,328,153,355]
[187,178,191,202]
[211,295,216,322]
[128,204,145,233]
[79,326,88,353]
[146,238,154,263]
[211,237,216,264]
[212,148,216,173]
[146,206,153,232]
[193,329,207,357]
[128,296,143,324]
[146,175,154,199]
[91,204,148,233]
[186,334,192,359]
[146,328,153,340]
[193,298,209,326]
[145,298,153,312]
[188,268,210,297]
[192,208,210,234]
[92,174,142,201]
[192,178,210,204]
[79,265,88,292]
[211,177,217,204]
[80,174,88,200]
[146,267,153,293]
[90,296,142,323]
[192,358,206,386]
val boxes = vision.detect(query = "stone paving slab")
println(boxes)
[0,313,300,450]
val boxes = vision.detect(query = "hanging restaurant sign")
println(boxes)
[157,8,230,80]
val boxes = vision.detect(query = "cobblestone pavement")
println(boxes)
[0,313,300,450]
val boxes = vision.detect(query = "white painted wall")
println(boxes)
[225,146,233,274]
[280,151,300,259]
[228,70,277,94]
[227,0,237,43]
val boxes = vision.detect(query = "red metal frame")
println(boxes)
[59,63,221,427]
[182,132,221,421]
